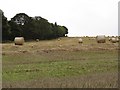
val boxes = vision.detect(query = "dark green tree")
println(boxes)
[11,13,31,25]
[2,11,69,41]
[2,11,11,41]
[9,13,32,40]
[63,26,68,35]
[31,17,54,39]
[8,21,22,40]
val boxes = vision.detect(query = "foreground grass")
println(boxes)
[2,37,118,88]
[3,72,118,88]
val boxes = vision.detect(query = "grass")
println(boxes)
[2,37,119,88]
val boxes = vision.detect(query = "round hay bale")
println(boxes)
[31,45,34,48]
[57,38,61,41]
[108,38,112,41]
[78,38,83,43]
[58,45,62,47]
[110,38,118,43]
[116,38,119,42]
[36,39,39,42]
[14,37,24,45]
[96,35,106,43]
[91,37,95,40]
[65,35,68,37]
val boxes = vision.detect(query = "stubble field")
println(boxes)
[2,37,119,88]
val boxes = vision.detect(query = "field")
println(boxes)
[2,37,119,88]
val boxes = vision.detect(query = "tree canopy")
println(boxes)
[2,11,68,41]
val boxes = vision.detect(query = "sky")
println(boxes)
[0,0,119,37]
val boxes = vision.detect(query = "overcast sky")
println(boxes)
[0,0,119,37]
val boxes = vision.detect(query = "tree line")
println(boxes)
[1,10,68,41]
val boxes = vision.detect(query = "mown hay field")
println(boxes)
[2,37,119,88]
